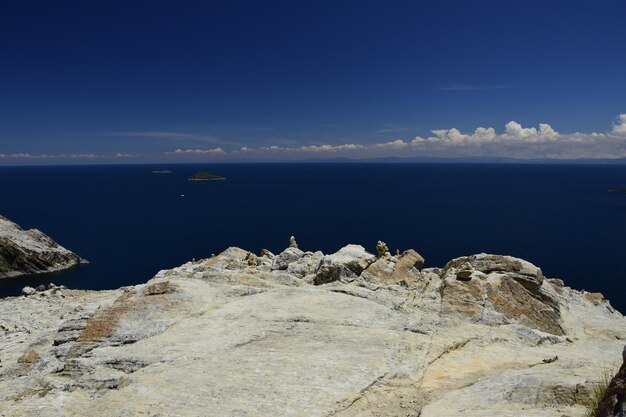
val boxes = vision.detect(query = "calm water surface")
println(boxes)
[1,163,625,310]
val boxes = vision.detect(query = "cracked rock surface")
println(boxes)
[1,243,625,416]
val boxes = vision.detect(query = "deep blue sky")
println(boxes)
[1,0,625,163]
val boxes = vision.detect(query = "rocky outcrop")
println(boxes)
[0,240,624,417]
[0,215,85,278]
[440,253,563,334]
[314,244,376,285]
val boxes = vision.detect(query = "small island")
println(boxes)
[188,171,226,181]
[609,188,626,193]
[152,170,173,174]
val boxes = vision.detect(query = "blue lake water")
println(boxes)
[1,163,626,311]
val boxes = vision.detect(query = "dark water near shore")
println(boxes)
[1,163,626,311]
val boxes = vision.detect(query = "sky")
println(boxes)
[1,0,625,164]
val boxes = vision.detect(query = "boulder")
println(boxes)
[314,244,376,285]
[444,253,544,292]
[388,250,424,285]
[441,254,562,334]
[360,249,424,287]
[393,249,424,273]
[21,286,35,296]
[360,258,395,283]
[271,247,304,271]
[286,251,324,278]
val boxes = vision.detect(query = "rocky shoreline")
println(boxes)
[1,236,625,416]
[0,215,85,279]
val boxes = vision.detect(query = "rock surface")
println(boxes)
[0,215,85,278]
[1,241,625,417]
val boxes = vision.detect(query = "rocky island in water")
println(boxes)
[188,171,225,181]
[1,225,626,416]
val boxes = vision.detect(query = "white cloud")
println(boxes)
[613,114,626,135]
[376,139,408,149]
[206,115,626,160]
[22,153,47,158]
[404,118,626,159]
[1,153,50,159]
[297,143,364,152]
[473,127,497,141]
[256,143,364,152]
[505,121,538,138]
[538,123,559,139]
[0,153,103,160]
[434,128,469,142]
[170,148,226,155]
[4,114,626,163]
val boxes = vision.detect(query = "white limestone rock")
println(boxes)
[314,244,376,285]
[287,251,324,278]
[272,247,305,271]
[21,286,35,296]
[1,244,625,417]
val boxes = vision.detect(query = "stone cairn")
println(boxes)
[376,240,390,259]
[289,236,298,249]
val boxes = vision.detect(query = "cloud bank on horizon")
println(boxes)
[2,114,626,162]
[172,114,626,161]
